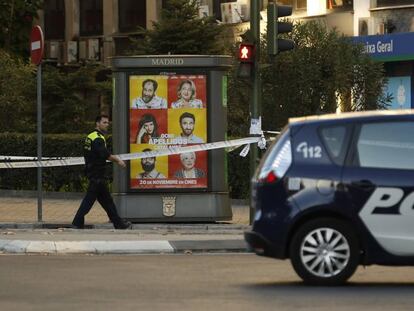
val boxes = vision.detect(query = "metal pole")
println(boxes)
[37,63,42,222]
[249,0,261,224]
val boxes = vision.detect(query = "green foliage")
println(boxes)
[0,133,113,192]
[0,0,43,58]
[227,149,251,199]
[0,49,36,133]
[228,21,390,137]
[41,64,112,133]
[0,48,112,133]
[259,21,390,131]
[129,0,227,55]
[227,21,391,198]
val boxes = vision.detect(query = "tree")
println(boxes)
[0,0,43,58]
[0,49,36,133]
[228,21,391,137]
[0,48,111,134]
[226,21,391,198]
[41,64,112,133]
[129,0,228,55]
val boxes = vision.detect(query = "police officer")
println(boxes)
[72,115,131,229]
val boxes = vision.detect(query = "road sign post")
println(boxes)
[30,26,44,222]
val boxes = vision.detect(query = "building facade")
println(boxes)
[263,0,414,110]
[353,1,414,109]
[38,1,414,109]
[37,0,258,66]
[38,0,160,66]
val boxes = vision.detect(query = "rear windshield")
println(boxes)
[255,127,290,178]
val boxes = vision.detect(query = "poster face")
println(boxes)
[129,74,208,190]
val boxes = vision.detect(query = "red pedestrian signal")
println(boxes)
[238,43,254,62]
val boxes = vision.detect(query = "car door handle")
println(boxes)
[351,180,374,189]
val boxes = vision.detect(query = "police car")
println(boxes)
[245,110,414,285]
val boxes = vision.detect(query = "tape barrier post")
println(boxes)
[36,63,42,222]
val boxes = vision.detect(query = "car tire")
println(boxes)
[289,217,360,286]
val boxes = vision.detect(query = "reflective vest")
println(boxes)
[83,130,109,179]
[84,130,106,152]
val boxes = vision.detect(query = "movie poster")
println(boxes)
[129,74,208,189]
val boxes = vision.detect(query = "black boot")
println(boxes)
[115,221,132,230]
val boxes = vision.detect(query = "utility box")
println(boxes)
[110,55,232,222]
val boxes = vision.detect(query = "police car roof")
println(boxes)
[289,109,414,126]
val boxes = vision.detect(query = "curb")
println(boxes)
[0,239,248,255]
[0,222,250,231]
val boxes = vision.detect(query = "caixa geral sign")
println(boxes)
[353,32,414,62]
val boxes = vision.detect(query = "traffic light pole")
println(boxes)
[249,0,261,224]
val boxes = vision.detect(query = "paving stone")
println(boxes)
[2,240,30,253]
[92,241,174,254]
[55,241,97,254]
[26,241,57,253]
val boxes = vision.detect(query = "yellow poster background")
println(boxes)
[129,75,169,108]
[167,109,207,142]
[130,144,169,178]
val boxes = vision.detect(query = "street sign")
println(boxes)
[30,25,44,65]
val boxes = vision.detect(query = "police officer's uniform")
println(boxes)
[72,129,129,229]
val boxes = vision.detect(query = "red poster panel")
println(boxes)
[129,109,168,144]
[168,151,208,188]
[129,74,208,190]
[167,75,207,109]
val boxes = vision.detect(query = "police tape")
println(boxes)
[0,136,263,169]
[0,156,71,161]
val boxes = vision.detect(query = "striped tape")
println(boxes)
[0,156,71,161]
[0,136,262,169]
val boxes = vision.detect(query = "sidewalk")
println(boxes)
[0,194,249,225]
[0,225,249,254]
[0,194,252,255]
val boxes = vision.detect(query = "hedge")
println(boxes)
[227,150,250,199]
[0,133,250,198]
[0,133,111,192]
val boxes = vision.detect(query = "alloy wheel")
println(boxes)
[300,227,350,278]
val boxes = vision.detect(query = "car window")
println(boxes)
[357,121,414,170]
[320,126,347,160]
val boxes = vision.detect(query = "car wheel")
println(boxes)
[289,218,360,285]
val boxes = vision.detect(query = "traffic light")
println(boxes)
[237,43,255,78]
[267,3,295,55]
[238,43,254,63]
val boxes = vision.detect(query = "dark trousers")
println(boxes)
[72,179,125,228]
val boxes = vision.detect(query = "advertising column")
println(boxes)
[111,55,232,222]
